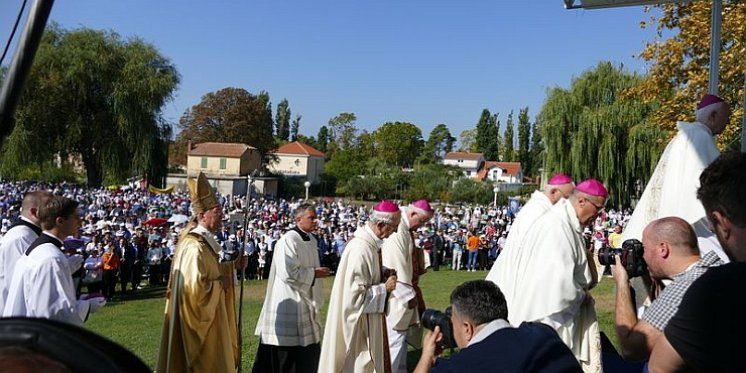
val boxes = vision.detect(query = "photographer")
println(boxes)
[611,217,722,363]
[414,280,580,373]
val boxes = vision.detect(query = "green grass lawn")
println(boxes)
[85,267,618,371]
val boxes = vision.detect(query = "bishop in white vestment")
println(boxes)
[497,180,608,373]
[623,94,731,263]
[319,201,401,373]
[487,173,574,288]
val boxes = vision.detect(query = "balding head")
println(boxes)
[642,217,700,279]
[21,191,53,225]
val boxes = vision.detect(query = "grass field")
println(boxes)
[85,267,618,371]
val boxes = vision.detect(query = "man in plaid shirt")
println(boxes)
[610,216,722,362]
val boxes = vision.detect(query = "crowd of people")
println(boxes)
[0,94,743,373]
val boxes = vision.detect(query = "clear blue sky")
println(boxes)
[1,0,660,140]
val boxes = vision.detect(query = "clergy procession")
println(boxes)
[0,91,744,373]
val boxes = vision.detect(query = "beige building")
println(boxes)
[268,141,326,183]
[185,142,261,177]
[167,141,277,197]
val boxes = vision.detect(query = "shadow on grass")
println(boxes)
[106,285,167,304]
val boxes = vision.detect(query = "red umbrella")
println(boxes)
[143,217,168,226]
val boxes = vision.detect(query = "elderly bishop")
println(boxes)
[318,201,401,373]
[157,172,239,373]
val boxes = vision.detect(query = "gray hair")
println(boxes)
[369,210,395,225]
[293,203,315,220]
[407,205,432,218]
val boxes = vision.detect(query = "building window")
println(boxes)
[200,157,207,168]
[294,159,300,166]
[219,158,227,170]
[465,170,471,176]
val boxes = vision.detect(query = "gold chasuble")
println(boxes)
[157,231,238,373]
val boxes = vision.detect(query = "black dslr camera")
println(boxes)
[597,238,647,278]
[421,307,457,349]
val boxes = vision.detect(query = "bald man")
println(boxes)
[611,217,722,363]
[0,191,52,311]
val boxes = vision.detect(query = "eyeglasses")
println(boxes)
[586,198,605,211]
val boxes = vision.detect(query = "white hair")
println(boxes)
[407,205,431,218]
[369,210,396,225]
[695,101,724,125]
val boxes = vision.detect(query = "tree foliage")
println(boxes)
[290,114,301,141]
[0,25,179,186]
[275,99,291,141]
[420,123,456,164]
[517,107,531,171]
[173,87,274,164]
[502,112,515,162]
[316,126,330,154]
[628,2,745,149]
[327,112,357,152]
[540,62,663,206]
[373,121,424,167]
[458,129,477,152]
[475,109,500,160]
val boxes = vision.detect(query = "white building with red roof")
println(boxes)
[442,152,485,178]
[269,141,326,183]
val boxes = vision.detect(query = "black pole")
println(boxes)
[0,0,54,143]
[237,169,258,373]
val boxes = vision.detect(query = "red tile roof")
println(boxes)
[188,142,255,158]
[475,161,522,181]
[495,162,522,176]
[444,152,484,161]
[274,141,325,157]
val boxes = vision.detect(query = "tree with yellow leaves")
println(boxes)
[628,1,745,149]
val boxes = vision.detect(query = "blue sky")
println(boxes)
[0,1,660,140]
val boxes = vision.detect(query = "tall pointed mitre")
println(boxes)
[187,172,219,214]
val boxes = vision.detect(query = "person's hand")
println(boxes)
[385,275,397,293]
[314,267,330,278]
[88,297,106,313]
[421,326,443,365]
[611,255,629,285]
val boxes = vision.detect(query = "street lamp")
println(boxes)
[493,186,500,207]
[304,181,311,201]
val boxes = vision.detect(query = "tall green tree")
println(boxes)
[539,62,661,206]
[290,114,301,141]
[517,107,531,172]
[316,126,330,153]
[174,87,274,164]
[502,111,515,161]
[528,120,544,177]
[373,121,424,167]
[420,123,456,163]
[0,25,179,186]
[475,109,499,160]
[275,99,291,141]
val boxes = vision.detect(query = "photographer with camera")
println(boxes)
[414,280,580,373]
[610,217,722,365]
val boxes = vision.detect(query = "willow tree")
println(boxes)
[539,62,662,206]
[1,25,179,186]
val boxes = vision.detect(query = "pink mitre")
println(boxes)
[373,200,399,213]
[576,179,608,198]
[697,94,724,110]
[411,199,433,213]
[548,173,573,185]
